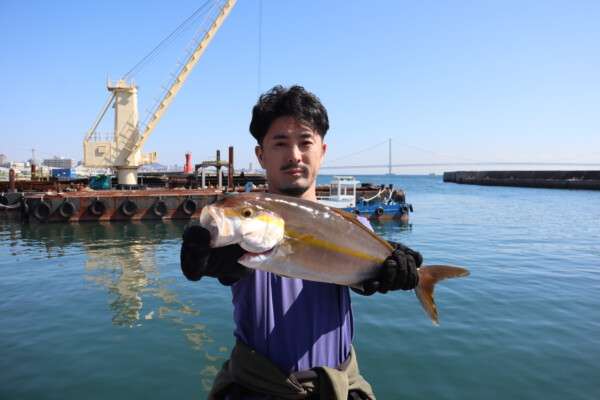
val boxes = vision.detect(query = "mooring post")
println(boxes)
[9,168,16,193]
[228,146,234,192]
[216,150,222,189]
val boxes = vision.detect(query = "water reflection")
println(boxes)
[0,220,219,352]
[80,224,162,327]
[8,221,83,258]
[369,219,413,241]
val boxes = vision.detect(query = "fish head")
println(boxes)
[199,194,285,253]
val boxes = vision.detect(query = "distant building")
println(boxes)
[28,157,41,166]
[10,161,26,169]
[43,156,76,169]
[0,154,7,168]
[139,163,168,172]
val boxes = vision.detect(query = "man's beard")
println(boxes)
[277,164,310,196]
[279,186,309,196]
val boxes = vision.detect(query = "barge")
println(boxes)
[0,167,268,223]
[0,189,224,223]
[1,174,412,224]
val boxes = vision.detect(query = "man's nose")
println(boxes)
[288,145,302,163]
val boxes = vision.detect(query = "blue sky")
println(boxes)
[1,0,599,175]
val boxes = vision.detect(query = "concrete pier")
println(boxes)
[443,170,600,190]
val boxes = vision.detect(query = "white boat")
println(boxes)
[316,176,360,208]
[316,176,413,220]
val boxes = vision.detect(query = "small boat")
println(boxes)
[316,176,412,220]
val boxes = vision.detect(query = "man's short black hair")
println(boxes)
[249,85,329,145]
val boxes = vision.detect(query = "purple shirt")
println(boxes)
[230,273,353,372]
[223,216,372,374]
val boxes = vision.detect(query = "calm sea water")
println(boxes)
[1,175,598,400]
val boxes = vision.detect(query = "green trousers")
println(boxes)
[208,340,375,400]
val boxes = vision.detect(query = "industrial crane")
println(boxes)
[83,0,237,185]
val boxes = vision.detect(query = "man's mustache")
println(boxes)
[280,164,308,173]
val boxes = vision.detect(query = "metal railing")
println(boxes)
[86,131,115,142]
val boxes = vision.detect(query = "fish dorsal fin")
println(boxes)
[328,207,394,252]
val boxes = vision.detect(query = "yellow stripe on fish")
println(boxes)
[255,214,285,228]
[223,208,285,229]
[285,229,386,264]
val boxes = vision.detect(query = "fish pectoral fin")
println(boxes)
[283,233,317,250]
[415,265,470,326]
[285,232,316,242]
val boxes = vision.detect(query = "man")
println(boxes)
[180,85,422,399]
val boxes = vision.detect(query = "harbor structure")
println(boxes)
[43,156,76,169]
[444,170,600,190]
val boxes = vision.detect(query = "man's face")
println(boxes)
[255,116,326,200]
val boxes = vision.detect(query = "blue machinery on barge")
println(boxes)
[316,176,412,220]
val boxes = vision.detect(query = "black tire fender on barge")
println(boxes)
[88,199,106,217]
[181,198,197,216]
[33,201,52,221]
[120,199,138,217]
[152,199,168,217]
[58,200,76,219]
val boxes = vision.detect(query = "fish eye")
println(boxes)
[241,208,254,218]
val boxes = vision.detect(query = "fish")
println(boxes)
[199,192,470,325]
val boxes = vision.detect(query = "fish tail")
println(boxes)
[415,265,470,326]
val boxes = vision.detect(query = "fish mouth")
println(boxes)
[199,205,238,247]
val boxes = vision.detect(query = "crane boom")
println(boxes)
[127,0,237,164]
[83,0,237,185]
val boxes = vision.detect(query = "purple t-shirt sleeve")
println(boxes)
[356,215,374,231]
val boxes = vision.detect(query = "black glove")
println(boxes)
[180,220,251,281]
[352,241,422,296]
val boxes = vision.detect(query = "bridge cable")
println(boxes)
[323,139,389,165]
[390,138,485,163]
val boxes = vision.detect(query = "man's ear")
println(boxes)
[320,142,327,164]
[255,145,266,168]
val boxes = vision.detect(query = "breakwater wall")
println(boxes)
[443,170,600,190]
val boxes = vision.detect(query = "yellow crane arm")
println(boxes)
[126,0,237,164]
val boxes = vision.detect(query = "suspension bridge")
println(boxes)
[320,139,600,173]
